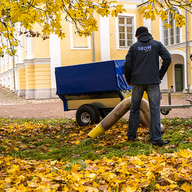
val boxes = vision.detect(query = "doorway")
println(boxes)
[175,64,183,92]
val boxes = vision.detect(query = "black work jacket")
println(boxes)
[124,32,171,85]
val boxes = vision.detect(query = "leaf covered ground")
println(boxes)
[0,117,192,191]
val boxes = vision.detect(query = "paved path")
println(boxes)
[0,85,192,119]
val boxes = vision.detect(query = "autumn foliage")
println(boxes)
[0,0,125,56]
[139,0,188,29]
[0,118,192,191]
[0,149,192,191]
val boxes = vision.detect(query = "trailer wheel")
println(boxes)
[160,109,170,115]
[76,104,100,126]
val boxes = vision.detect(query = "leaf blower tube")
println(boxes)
[88,97,165,138]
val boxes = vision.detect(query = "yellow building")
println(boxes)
[0,0,192,99]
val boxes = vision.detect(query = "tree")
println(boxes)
[0,0,125,57]
[139,0,190,29]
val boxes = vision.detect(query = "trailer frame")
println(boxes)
[160,89,192,115]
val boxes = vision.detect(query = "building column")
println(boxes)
[33,58,51,99]
[25,59,35,99]
[190,68,192,93]
[143,18,151,33]
[26,36,34,59]
[16,64,26,97]
[99,15,110,61]
[15,23,25,96]
[190,47,192,93]
[17,24,25,63]
[182,53,188,92]
[49,34,61,98]
[24,36,34,99]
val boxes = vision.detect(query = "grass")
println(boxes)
[0,117,192,162]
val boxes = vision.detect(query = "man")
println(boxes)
[124,26,171,146]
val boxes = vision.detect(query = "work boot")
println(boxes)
[151,139,169,146]
[128,137,135,142]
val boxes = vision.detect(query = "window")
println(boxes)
[118,16,134,48]
[163,12,180,46]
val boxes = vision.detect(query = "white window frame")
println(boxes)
[162,9,182,46]
[116,13,136,50]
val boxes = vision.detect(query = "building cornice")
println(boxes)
[0,68,14,76]
[23,58,51,65]
[16,63,25,68]
[165,40,192,51]
[187,40,192,47]
[33,58,51,65]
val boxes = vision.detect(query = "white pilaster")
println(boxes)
[49,34,61,97]
[4,55,7,72]
[17,24,24,64]
[190,46,192,93]
[15,24,25,93]
[143,18,151,33]
[26,37,33,59]
[99,15,110,61]
[184,53,188,90]
[190,67,192,93]
[159,60,168,90]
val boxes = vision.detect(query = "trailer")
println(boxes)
[55,60,192,126]
[55,60,132,126]
[160,89,192,115]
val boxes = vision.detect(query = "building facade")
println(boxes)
[0,0,192,99]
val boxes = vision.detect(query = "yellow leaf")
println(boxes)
[84,186,99,192]
[180,183,192,192]
[146,4,153,11]
[178,149,189,158]
[123,186,135,192]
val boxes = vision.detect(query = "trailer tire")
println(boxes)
[76,104,100,126]
[160,109,170,115]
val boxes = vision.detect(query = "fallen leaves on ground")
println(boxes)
[0,120,150,154]
[0,118,192,191]
[0,149,192,191]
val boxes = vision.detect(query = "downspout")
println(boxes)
[92,13,95,63]
[185,0,189,93]
[92,30,95,62]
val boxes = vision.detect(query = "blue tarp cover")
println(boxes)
[55,60,130,95]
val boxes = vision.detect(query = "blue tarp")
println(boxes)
[55,60,131,95]
[114,60,132,91]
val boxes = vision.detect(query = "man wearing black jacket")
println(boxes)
[124,26,171,146]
